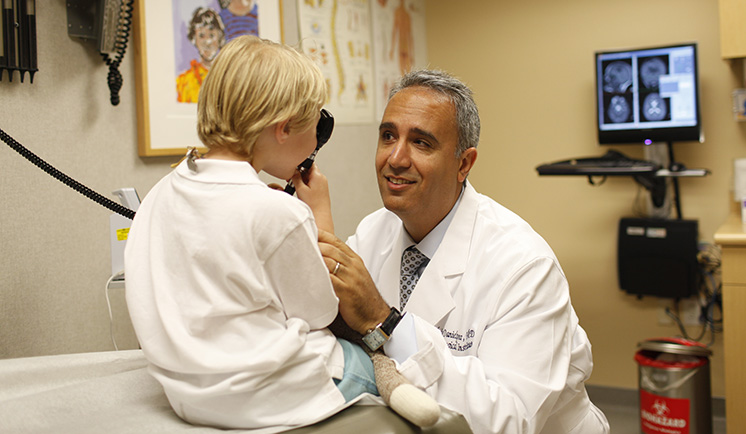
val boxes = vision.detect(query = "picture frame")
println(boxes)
[133,1,282,156]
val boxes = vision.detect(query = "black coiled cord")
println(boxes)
[101,0,134,106]
[0,127,136,220]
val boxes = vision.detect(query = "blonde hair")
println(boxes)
[197,35,327,158]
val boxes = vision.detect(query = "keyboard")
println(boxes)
[536,150,661,176]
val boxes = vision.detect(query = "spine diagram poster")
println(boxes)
[297,0,376,124]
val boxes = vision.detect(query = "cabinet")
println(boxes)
[713,203,746,434]
[719,0,746,58]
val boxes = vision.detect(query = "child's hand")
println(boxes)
[293,164,334,234]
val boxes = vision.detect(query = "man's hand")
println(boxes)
[318,229,391,334]
[294,164,334,234]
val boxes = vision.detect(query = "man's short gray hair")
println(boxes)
[389,69,480,155]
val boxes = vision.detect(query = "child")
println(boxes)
[125,35,436,431]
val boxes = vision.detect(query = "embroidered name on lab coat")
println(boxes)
[438,327,476,352]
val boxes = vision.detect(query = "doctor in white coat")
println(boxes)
[316,70,610,434]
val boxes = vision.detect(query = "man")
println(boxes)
[316,70,610,434]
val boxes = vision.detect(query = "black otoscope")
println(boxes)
[284,108,334,195]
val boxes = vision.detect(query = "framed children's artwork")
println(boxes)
[134,1,282,156]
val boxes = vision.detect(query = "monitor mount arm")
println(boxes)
[633,174,667,209]
[632,141,684,219]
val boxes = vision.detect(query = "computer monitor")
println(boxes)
[595,43,702,145]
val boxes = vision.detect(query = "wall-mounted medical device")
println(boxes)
[1,0,38,82]
[618,217,699,299]
[66,0,133,105]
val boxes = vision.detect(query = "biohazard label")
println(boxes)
[640,389,689,434]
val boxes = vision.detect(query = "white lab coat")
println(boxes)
[348,182,609,434]
[125,160,346,432]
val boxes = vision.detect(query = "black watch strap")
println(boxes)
[362,307,404,351]
[380,306,403,336]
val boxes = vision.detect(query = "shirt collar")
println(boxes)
[403,184,466,259]
[175,158,262,185]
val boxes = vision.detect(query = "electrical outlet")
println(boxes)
[658,298,701,326]
[680,297,701,326]
[658,299,674,325]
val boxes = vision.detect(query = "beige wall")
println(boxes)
[425,0,746,397]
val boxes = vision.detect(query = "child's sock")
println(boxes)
[369,351,441,427]
[328,314,441,427]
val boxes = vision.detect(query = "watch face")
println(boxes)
[363,329,387,351]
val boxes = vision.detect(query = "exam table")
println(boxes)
[0,350,471,433]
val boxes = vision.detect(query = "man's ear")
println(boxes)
[457,147,478,183]
[274,119,291,144]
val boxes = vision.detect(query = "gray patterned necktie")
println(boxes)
[400,246,430,311]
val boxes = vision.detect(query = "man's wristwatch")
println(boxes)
[362,307,403,351]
